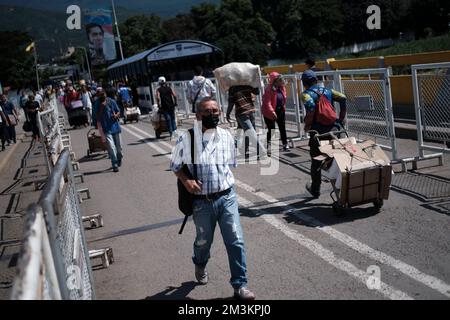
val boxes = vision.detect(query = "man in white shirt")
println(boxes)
[186,66,216,113]
[171,97,255,300]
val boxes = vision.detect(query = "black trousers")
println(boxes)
[309,132,323,193]
[309,128,341,193]
[264,109,288,148]
[0,123,6,149]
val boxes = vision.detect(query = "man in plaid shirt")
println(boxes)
[171,97,255,300]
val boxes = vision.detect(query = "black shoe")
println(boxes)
[305,183,320,199]
[113,167,119,173]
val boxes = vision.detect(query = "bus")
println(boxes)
[107,40,223,111]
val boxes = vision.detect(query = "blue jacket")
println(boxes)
[93,97,121,135]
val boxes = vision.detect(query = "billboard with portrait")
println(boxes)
[84,8,117,66]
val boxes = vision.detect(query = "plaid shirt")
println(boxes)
[171,124,237,195]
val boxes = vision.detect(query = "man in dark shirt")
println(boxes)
[156,76,178,139]
[227,85,266,159]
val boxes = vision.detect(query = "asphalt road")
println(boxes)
[64,114,450,300]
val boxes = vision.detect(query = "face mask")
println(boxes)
[202,113,220,129]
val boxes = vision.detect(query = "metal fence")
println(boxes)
[296,68,398,160]
[11,204,62,300]
[151,68,400,159]
[412,62,450,157]
[12,150,95,300]
[37,97,64,172]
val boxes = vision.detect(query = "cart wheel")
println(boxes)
[373,200,384,211]
[332,203,345,217]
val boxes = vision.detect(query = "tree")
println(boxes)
[120,15,164,57]
[162,14,198,42]
[195,0,275,65]
[0,31,36,89]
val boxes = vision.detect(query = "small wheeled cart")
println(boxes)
[152,113,169,139]
[314,130,392,216]
[87,128,108,157]
[123,102,140,124]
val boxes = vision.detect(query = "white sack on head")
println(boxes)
[213,62,261,92]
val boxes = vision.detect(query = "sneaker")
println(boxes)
[113,167,119,173]
[234,286,255,300]
[283,144,290,151]
[305,183,320,199]
[195,265,208,285]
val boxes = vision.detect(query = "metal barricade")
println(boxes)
[38,149,95,299]
[37,98,65,169]
[412,62,450,159]
[296,68,398,160]
[11,204,62,300]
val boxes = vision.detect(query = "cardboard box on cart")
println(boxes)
[316,139,393,206]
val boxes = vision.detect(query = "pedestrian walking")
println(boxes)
[0,105,9,151]
[156,76,178,139]
[81,85,93,124]
[170,97,255,300]
[25,95,41,141]
[186,66,216,113]
[0,94,19,144]
[300,70,347,198]
[92,92,123,172]
[262,72,289,153]
[227,85,266,159]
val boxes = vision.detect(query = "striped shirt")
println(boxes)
[170,124,237,195]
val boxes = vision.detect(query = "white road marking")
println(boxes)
[237,195,412,300]
[234,180,450,299]
[125,123,450,299]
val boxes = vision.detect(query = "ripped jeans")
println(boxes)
[192,187,248,289]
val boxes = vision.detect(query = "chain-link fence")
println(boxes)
[296,68,398,160]
[11,204,62,300]
[412,62,450,157]
[11,150,95,300]
[37,98,65,172]
[39,149,95,299]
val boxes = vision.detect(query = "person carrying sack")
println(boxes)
[301,70,347,198]
[186,66,216,113]
[170,97,255,300]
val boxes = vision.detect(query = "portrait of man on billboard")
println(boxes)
[85,9,117,66]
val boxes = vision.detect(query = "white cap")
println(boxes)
[158,76,166,84]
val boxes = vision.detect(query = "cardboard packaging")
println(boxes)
[316,138,392,207]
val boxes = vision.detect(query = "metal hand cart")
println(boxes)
[87,128,108,157]
[313,130,389,216]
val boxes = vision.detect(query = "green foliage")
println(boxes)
[0,31,36,89]
[120,15,164,57]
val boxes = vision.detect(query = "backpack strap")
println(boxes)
[189,128,197,179]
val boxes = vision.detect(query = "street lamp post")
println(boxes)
[75,46,92,82]
[111,0,124,61]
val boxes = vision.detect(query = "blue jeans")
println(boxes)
[236,113,266,157]
[105,133,123,168]
[163,110,177,134]
[192,187,248,289]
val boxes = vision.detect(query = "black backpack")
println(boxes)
[178,129,197,234]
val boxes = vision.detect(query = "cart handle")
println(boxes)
[309,129,349,145]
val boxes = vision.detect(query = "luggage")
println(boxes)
[213,62,262,92]
[87,128,108,157]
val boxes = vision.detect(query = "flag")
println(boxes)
[25,42,35,52]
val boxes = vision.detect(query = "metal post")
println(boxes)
[384,68,398,160]
[411,67,425,158]
[34,48,41,91]
[76,47,92,82]
[111,0,124,61]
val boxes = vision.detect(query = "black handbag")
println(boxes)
[178,128,197,234]
[22,121,32,132]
